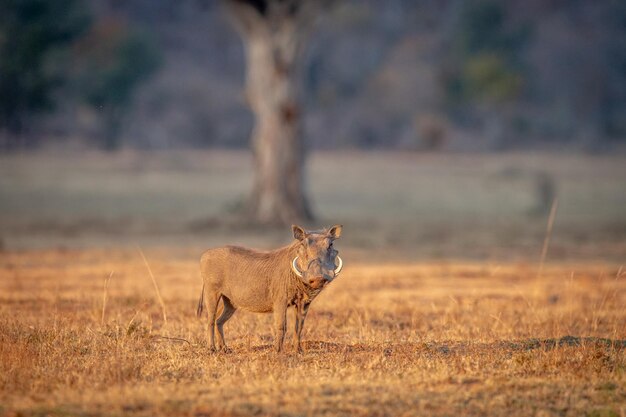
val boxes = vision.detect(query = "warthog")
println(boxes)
[197,224,343,352]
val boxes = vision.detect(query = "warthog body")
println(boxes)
[197,224,343,352]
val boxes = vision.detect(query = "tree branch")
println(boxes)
[224,0,267,37]
[224,0,334,37]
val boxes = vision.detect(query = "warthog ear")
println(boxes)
[292,224,307,241]
[328,224,343,239]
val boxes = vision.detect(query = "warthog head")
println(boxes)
[290,224,343,290]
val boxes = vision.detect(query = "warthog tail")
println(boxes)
[196,283,205,318]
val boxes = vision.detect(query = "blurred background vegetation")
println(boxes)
[1,0,626,152]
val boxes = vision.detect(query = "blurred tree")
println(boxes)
[0,0,91,149]
[462,54,522,103]
[602,0,626,140]
[442,0,529,146]
[225,0,330,225]
[72,19,161,151]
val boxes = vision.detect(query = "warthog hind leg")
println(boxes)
[203,289,220,351]
[216,295,236,351]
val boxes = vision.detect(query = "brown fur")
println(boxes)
[197,224,342,353]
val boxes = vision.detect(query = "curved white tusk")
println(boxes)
[334,256,343,276]
[291,256,303,278]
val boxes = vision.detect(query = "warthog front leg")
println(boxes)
[293,302,310,353]
[273,301,288,353]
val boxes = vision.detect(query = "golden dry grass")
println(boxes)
[1,248,624,417]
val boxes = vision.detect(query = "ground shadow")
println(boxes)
[184,335,625,357]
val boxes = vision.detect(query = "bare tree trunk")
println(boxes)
[245,24,311,223]
[226,0,315,225]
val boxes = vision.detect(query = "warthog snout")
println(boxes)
[305,269,334,289]
[197,224,344,353]
[298,258,341,290]
[307,276,325,290]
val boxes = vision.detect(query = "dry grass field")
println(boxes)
[0,249,624,417]
[0,151,625,416]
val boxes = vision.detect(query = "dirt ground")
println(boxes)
[0,151,625,416]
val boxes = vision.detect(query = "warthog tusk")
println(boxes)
[334,256,343,276]
[291,256,303,278]
[291,256,343,278]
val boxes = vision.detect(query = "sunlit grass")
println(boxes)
[1,249,624,416]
